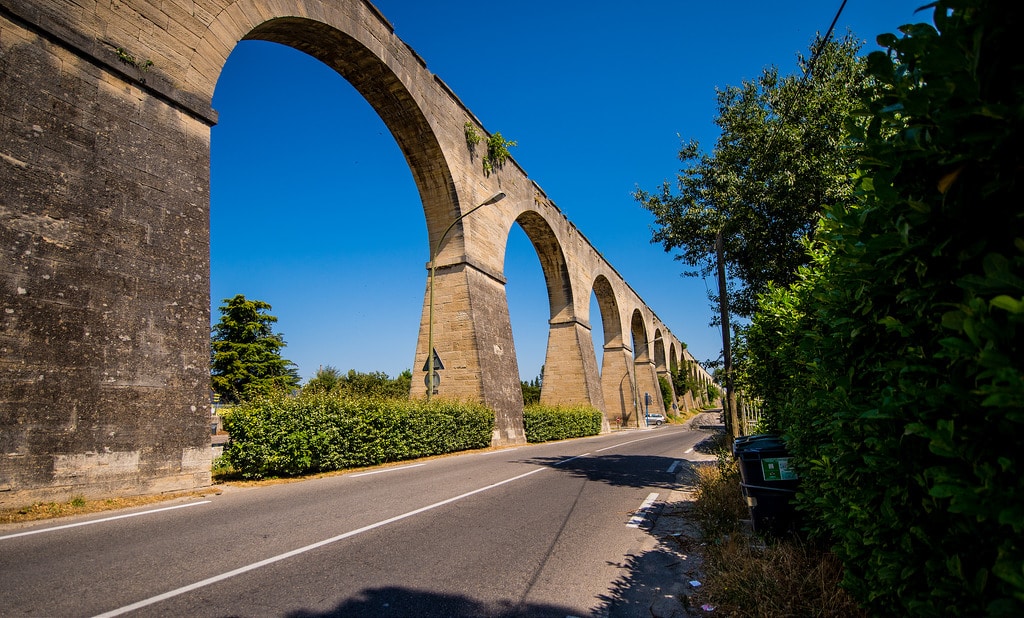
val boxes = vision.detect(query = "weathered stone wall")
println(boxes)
[1,2,213,506]
[0,0,717,504]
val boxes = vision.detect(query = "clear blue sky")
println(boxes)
[210,0,932,383]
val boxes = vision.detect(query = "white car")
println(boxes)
[645,413,665,426]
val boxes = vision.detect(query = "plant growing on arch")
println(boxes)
[483,131,517,175]
[464,122,517,176]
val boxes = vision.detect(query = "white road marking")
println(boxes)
[350,463,426,477]
[594,432,668,453]
[91,466,554,617]
[555,453,591,466]
[627,492,660,528]
[685,447,694,454]
[667,460,682,473]
[0,501,211,541]
[479,447,519,455]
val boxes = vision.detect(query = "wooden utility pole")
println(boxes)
[716,230,741,440]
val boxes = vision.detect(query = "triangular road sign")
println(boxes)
[421,348,444,371]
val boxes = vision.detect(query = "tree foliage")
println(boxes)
[210,294,300,403]
[303,365,344,395]
[658,375,674,413]
[745,1,1024,613]
[303,366,412,400]
[636,33,867,317]
[521,369,543,405]
[671,360,710,407]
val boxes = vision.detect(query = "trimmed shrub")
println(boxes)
[522,404,603,443]
[221,393,493,479]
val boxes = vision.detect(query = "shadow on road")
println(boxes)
[288,416,726,618]
[282,586,578,617]
[516,452,684,489]
[596,539,699,616]
[693,434,721,455]
[595,462,713,617]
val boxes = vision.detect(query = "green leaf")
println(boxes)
[990,296,1024,314]
[993,552,1024,591]
[929,483,960,499]
[941,310,965,331]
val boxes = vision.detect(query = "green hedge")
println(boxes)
[745,2,1024,614]
[522,404,603,443]
[221,393,494,479]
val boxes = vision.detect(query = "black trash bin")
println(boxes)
[733,434,799,535]
[731,433,776,457]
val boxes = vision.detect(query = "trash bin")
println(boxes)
[733,434,799,535]
[731,433,776,457]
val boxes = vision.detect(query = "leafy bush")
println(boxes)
[746,1,1024,614]
[658,375,674,414]
[522,404,603,443]
[221,393,493,479]
[303,367,412,399]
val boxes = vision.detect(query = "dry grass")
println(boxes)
[692,456,748,539]
[0,489,222,525]
[694,534,865,617]
[690,446,865,618]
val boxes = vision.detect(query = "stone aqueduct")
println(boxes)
[0,0,717,505]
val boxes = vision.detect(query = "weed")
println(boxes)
[114,47,153,70]
[0,490,220,525]
[692,453,747,540]
[691,450,864,617]
[695,533,864,617]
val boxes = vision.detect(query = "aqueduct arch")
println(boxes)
[0,0,715,505]
[238,17,459,248]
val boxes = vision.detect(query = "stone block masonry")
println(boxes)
[1,5,212,506]
[0,0,717,504]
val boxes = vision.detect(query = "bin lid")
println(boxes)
[733,433,786,455]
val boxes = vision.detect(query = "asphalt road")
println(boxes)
[0,421,719,617]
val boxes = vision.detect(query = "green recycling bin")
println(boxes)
[733,434,799,535]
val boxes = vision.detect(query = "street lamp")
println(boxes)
[426,191,507,401]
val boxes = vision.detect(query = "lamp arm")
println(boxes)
[433,199,494,261]
[426,192,505,401]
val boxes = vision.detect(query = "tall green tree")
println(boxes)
[636,33,867,436]
[211,294,300,403]
[635,33,867,318]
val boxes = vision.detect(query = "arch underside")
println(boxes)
[243,18,459,251]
